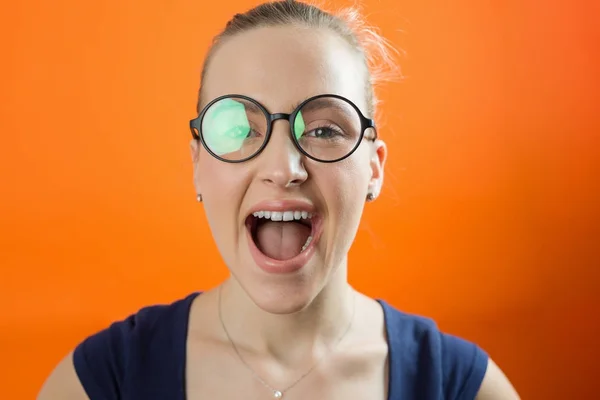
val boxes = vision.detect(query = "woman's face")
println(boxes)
[191,25,386,313]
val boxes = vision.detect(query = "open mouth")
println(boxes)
[245,210,316,261]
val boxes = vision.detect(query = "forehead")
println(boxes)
[202,25,368,113]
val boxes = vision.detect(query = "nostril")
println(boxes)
[287,177,305,187]
[261,174,306,188]
[257,143,308,187]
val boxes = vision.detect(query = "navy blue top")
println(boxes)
[73,292,488,399]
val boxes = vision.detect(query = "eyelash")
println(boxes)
[304,125,345,138]
[240,125,346,139]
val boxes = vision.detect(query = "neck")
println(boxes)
[218,265,355,367]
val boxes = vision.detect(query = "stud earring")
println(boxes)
[196,194,202,202]
[366,193,375,202]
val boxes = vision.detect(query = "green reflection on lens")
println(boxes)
[204,98,250,155]
[293,110,305,141]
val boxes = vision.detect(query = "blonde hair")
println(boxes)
[198,0,401,118]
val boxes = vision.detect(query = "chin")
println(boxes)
[243,276,318,315]
[228,251,329,315]
[254,294,313,315]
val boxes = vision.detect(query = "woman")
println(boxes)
[39,1,519,399]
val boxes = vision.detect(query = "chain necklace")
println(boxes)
[218,286,356,399]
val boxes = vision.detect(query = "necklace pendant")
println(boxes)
[273,390,283,398]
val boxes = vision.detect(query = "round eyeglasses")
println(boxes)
[189,94,377,163]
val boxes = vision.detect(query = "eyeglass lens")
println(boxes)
[199,96,363,162]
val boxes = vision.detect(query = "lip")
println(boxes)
[244,199,323,274]
[245,199,317,216]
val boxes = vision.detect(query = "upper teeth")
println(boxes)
[252,210,312,222]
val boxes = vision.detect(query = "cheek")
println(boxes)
[313,158,370,265]
[197,155,249,237]
[198,153,246,196]
[315,155,371,218]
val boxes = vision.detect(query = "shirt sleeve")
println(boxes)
[441,332,489,400]
[72,316,135,400]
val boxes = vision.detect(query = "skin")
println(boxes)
[192,23,383,347]
[38,25,519,400]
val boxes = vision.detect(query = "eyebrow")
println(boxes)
[234,98,263,115]
[210,97,264,118]
[298,97,355,118]
[244,97,352,115]
[208,95,358,118]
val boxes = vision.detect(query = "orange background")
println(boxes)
[1,0,599,398]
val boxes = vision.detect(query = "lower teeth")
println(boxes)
[301,235,313,252]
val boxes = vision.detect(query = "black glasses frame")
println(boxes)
[189,93,377,164]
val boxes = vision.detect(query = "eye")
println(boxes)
[303,125,345,139]
[224,126,261,139]
[223,125,245,138]
[246,128,262,138]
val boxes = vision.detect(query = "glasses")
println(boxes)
[189,94,377,163]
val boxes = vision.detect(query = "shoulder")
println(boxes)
[75,291,198,358]
[379,300,489,399]
[39,292,200,400]
[475,358,520,399]
[38,351,89,400]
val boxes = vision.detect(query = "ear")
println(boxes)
[190,139,202,195]
[368,139,387,199]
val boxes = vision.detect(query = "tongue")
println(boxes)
[255,221,311,260]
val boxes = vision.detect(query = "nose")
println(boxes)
[256,120,308,188]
